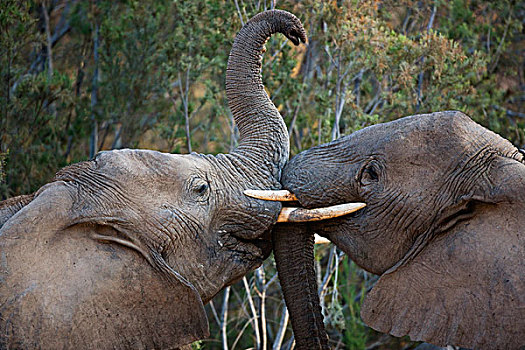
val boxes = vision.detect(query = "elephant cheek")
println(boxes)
[313,217,405,275]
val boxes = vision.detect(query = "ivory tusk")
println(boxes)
[244,189,298,201]
[314,234,331,244]
[277,202,366,223]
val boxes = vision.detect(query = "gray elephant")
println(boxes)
[0,10,309,349]
[252,111,525,350]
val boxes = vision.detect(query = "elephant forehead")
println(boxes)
[355,112,470,152]
[54,150,215,214]
[343,111,510,167]
[94,149,204,178]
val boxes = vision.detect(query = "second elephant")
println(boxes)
[258,111,525,350]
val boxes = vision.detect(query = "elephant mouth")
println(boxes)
[237,235,273,259]
[244,189,366,223]
[221,226,273,261]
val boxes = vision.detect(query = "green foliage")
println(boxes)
[191,340,203,350]
[1,0,73,197]
[340,260,368,350]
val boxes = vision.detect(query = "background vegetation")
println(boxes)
[1,0,523,349]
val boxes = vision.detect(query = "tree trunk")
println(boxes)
[90,9,100,158]
[272,224,329,349]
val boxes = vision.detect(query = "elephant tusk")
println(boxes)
[244,189,298,201]
[314,234,331,244]
[277,202,366,222]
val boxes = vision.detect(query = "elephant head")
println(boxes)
[253,111,525,349]
[0,10,306,349]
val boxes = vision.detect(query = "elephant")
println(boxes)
[250,111,525,349]
[0,10,309,349]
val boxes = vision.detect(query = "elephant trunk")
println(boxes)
[226,10,306,179]
[272,224,329,350]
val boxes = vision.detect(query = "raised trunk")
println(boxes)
[272,224,329,349]
[226,10,305,179]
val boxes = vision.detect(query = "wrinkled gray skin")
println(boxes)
[0,10,306,350]
[273,111,525,350]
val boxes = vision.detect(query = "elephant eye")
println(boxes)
[359,159,381,186]
[196,183,208,195]
[365,167,378,181]
[189,177,210,200]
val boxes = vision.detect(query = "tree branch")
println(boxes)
[233,0,245,26]
[489,15,511,73]
[493,104,525,119]
[89,7,100,158]
[272,305,289,350]
[416,4,437,112]
[255,267,268,350]
[242,276,261,349]
[221,286,231,350]
[42,2,54,75]
[177,64,192,153]
[207,300,221,325]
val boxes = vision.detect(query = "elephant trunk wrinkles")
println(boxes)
[226,10,304,179]
[272,224,329,350]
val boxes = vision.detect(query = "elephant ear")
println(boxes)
[0,182,209,349]
[361,157,525,350]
